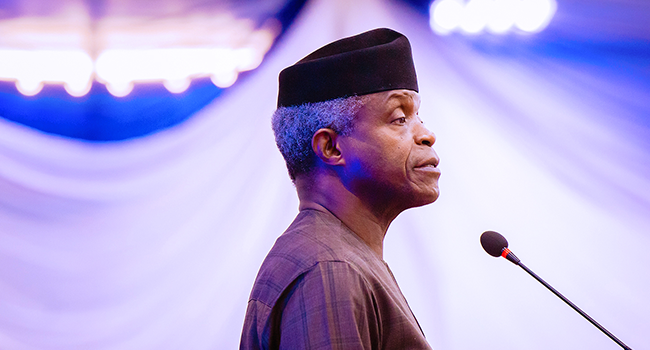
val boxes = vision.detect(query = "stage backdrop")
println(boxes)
[0,0,648,349]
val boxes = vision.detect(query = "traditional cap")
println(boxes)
[277,28,418,107]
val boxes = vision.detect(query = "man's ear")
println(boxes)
[312,128,345,166]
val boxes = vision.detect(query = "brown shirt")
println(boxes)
[240,209,432,350]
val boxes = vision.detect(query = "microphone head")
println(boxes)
[481,230,508,257]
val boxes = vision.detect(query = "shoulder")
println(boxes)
[248,210,379,307]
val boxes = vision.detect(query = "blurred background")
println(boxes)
[0,0,648,349]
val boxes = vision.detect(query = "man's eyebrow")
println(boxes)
[386,91,411,100]
[387,89,418,100]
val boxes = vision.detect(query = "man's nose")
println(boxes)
[414,122,436,147]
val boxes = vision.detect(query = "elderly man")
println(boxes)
[241,28,439,349]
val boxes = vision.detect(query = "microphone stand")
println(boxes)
[503,249,632,350]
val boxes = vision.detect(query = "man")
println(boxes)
[241,28,439,349]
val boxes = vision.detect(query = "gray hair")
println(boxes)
[272,96,365,181]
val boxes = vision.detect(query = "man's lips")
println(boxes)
[414,158,441,177]
[414,157,440,169]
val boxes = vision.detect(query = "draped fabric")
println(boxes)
[1,0,648,349]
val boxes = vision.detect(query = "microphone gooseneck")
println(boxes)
[480,230,632,350]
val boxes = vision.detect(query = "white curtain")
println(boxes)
[0,0,648,349]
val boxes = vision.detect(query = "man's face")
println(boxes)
[338,89,440,212]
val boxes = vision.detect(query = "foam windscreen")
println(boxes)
[481,231,508,257]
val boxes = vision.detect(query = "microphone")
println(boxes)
[480,230,632,350]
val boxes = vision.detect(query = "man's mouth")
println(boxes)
[415,158,439,169]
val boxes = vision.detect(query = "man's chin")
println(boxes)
[406,190,439,209]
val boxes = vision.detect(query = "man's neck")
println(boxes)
[295,173,401,259]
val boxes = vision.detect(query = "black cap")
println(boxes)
[277,28,419,108]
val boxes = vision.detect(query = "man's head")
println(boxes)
[273,28,439,211]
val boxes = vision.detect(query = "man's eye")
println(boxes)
[393,117,407,124]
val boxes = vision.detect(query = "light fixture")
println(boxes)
[430,0,557,35]
[0,10,279,97]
